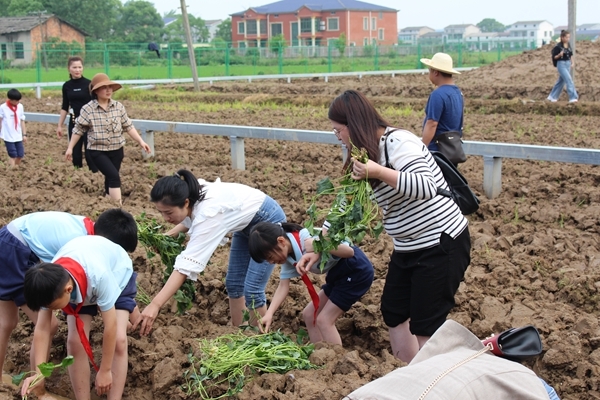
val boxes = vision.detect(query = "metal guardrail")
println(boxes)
[25,112,600,199]
[2,67,476,97]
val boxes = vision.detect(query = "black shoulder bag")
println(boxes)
[433,92,467,165]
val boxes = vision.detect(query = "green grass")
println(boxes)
[0,50,523,84]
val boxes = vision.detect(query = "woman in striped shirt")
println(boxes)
[328,90,471,363]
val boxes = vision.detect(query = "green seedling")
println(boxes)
[306,145,383,271]
[136,213,196,314]
[184,330,317,399]
[12,355,74,399]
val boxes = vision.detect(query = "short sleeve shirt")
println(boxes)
[72,99,133,151]
[0,102,25,142]
[10,211,89,262]
[423,85,463,152]
[279,228,342,280]
[52,235,133,311]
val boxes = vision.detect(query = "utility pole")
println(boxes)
[180,0,200,91]
[568,0,576,81]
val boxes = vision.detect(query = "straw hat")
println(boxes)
[420,53,460,75]
[89,73,122,92]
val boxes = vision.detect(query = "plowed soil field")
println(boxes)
[1,41,600,400]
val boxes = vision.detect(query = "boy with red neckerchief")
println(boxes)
[0,89,26,168]
[0,209,127,390]
[20,209,139,400]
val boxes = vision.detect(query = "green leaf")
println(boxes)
[316,177,334,195]
[11,371,27,386]
[38,362,56,377]
[60,355,74,368]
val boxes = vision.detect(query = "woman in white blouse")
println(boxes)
[135,169,286,336]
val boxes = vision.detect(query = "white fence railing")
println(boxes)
[25,112,600,199]
[2,67,476,98]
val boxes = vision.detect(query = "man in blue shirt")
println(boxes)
[420,53,464,153]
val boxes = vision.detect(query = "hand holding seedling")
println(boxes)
[351,157,382,181]
[16,356,74,399]
[259,313,274,333]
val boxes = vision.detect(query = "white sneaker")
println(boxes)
[546,97,557,102]
[569,99,578,103]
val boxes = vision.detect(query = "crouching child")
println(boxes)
[21,214,139,400]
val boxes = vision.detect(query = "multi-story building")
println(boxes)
[398,26,434,45]
[505,20,553,48]
[230,0,398,48]
[443,24,480,43]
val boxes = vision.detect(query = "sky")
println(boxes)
[149,0,597,29]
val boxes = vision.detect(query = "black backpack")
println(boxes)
[383,133,480,215]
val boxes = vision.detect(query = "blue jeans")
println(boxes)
[549,60,578,101]
[225,196,286,308]
[540,378,560,400]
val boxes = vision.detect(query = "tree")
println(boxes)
[113,0,164,43]
[476,18,505,33]
[269,34,287,54]
[7,0,44,16]
[334,32,347,56]
[42,0,122,39]
[215,19,231,43]
[164,15,209,43]
[0,0,11,17]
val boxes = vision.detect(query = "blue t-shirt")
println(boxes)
[423,85,463,152]
[10,211,89,262]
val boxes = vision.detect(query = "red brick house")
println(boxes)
[0,15,87,65]
[231,0,397,48]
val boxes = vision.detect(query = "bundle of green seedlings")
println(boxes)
[183,329,317,400]
[136,213,196,314]
[306,146,383,271]
[13,356,74,400]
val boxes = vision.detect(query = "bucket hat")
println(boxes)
[420,53,460,75]
[89,73,122,93]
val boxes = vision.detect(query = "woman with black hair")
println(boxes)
[547,30,579,103]
[134,169,286,336]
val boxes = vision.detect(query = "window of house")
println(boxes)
[379,12,383,19]
[313,18,321,32]
[15,42,24,59]
[378,28,384,40]
[300,17,312,33]
[238,22,245,34]
[271,23,282,36]
[371,17,376,31]
[371,37,377,45]
[363,17,368,30]
[530,31,534,37]
[246,20,257,34]
[260,39,268,47]
[260,19,267,35]
[238,41,247,48]
[328,17,339,31]
[363,37,368,45]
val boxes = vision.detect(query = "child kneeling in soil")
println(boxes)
[21,215,139,400]
[249,221,374,345]
[0,209,136,389]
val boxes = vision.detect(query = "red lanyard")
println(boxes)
[6,100,18,130]
[83,217,95,235]
[58,257,99,371]
[290,231,320,326]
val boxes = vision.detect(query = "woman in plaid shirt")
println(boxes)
[65,73,151,205]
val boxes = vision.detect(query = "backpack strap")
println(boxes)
[382,129,450,198]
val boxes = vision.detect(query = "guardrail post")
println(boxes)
[141,129,155,159]
[35,85,42,99]
[483,156,502,199]
[230,136,245,170]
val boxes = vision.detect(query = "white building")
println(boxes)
[443,24,480,43]
[505,20,553,48]
[398,26,434,45]
[205,19,223,41]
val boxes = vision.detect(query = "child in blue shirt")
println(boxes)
[21,212,139,400]
[0,209,137,397]
[249,221,374,345]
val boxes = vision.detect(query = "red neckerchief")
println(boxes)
[83,217,95,235]
[57,257,99,371]
[290,231,320,326]
[6,101,18,130]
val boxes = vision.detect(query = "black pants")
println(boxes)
[88,148,124,195]
[68,121,97,172]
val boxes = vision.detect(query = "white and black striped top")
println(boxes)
[375,128,468,252]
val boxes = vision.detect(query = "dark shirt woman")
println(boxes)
[57,56,96,171]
